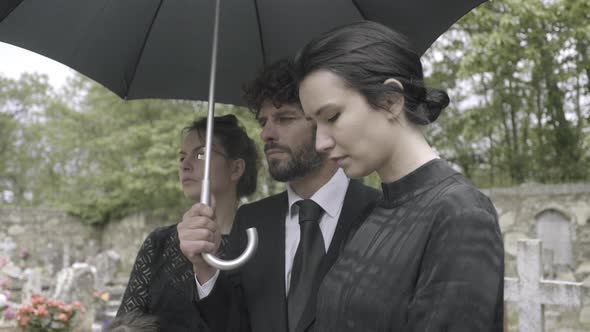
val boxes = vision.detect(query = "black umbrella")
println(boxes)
[0,0,487,269]
[0,0,486,104]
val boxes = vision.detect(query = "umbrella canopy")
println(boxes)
[0,0,487,105]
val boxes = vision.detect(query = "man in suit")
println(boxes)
[178,59,379,332]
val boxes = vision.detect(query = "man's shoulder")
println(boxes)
[237,191,288,213]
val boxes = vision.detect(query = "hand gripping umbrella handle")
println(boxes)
[201,228,259,270]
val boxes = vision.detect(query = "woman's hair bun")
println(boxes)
[415,88,450,124]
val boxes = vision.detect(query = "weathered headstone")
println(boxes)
[53,263,97,332]
[40,242,61,275]
[536,210,573,267]
[542,248,555,279]
[21,268,42,303]
[86,250,121,290]
[505,239,583,332]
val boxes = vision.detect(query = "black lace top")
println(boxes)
[117,224,229,331]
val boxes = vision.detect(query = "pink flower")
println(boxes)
[57,313,68,322]
[35,305,48,317]
[72,301,85,313]
[58,304,72,314]
[31,297,46,306]
[18,316,30,327]
[17,304,34,314]
[3,307,16,320]
[47,299,63,308]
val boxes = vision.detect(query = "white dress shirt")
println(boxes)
[196,168,350,298]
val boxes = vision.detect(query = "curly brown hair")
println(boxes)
[242,58,300,115]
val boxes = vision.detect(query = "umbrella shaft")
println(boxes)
[200,0,222,206]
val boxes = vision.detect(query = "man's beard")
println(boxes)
[265,139,325,182]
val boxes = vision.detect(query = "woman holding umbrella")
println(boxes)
[296,21,504,331]
[116,114,259,331]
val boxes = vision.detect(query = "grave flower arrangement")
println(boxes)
[93,290,111,313]
[16,293,85,332]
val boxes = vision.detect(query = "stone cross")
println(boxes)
[504,239,583,332]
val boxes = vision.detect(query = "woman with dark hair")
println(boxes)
[296,21,504,331]
[117,115,259,331]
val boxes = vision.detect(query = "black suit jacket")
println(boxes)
[198,179,380,332]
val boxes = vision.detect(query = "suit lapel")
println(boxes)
[257,192,289,331]
[327,180,370,260]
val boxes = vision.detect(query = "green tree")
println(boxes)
[0,73,56,204]
[0,72,283,224]
[425,0,590,187]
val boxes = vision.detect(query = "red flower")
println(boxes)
[18,315,30,327]
[35,305,49,317]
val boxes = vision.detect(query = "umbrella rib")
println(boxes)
[0,0,24,22]
[350,0,367,20]
[252,0,267,65]
[124,0,165,99]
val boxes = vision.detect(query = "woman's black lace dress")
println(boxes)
[117,224,229,331]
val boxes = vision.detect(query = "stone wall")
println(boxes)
[0,207,99,275]
[484,183,590,331]
[0,208,171,280]
[100,213,174,279]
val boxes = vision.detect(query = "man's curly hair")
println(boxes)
[242,58,300,115]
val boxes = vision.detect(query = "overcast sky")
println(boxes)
[0,41,73,88]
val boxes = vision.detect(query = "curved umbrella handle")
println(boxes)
[201,228,258,270]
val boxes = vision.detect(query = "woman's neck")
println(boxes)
[378,129,438,183]
[214,193,239,235]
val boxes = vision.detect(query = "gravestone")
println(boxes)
[86,250,121,290]
[505,239,583,332]
[53,263,97,332]
[40,242,61,275]
[21,268,42,303]
[535,210,573,268]
[542,248,555,279]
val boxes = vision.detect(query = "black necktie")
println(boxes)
[287,199,325,332]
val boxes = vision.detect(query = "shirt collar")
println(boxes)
[287,168,350,218]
